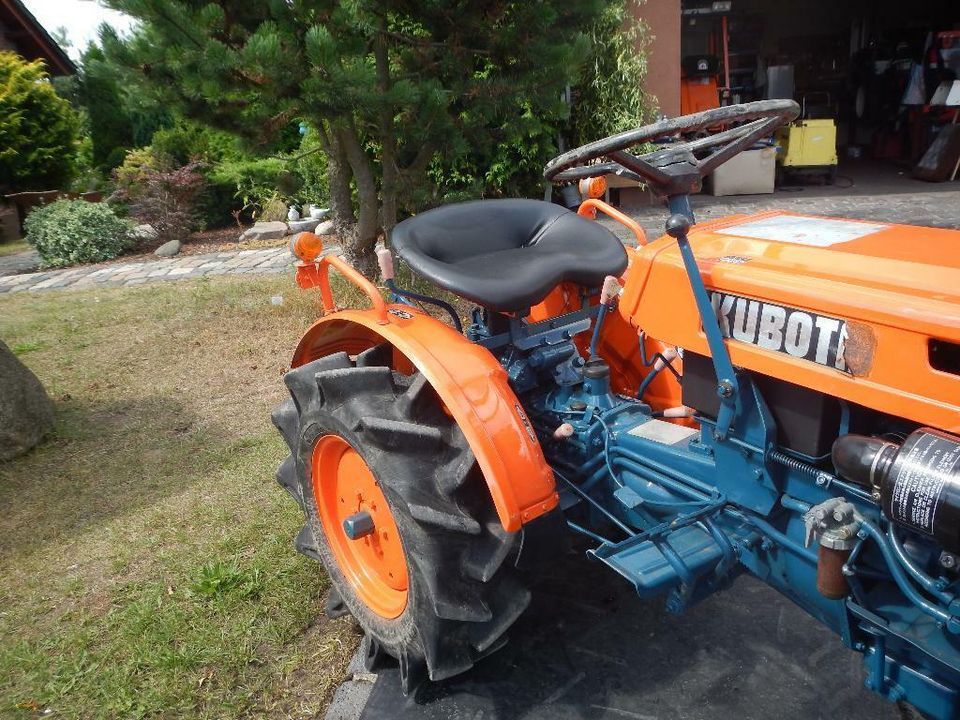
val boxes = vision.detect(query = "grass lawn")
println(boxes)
[0,275,362,718]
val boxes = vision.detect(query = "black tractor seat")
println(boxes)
[391,199,628,312]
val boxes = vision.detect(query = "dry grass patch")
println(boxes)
[0,275,363,718]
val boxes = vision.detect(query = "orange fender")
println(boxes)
[291,306,558,532]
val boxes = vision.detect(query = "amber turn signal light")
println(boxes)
[578,175,607,200]
[289,232,324,262]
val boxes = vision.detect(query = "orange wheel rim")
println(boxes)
[312,435,408,618]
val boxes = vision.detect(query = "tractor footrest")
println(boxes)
[590,524,724,598]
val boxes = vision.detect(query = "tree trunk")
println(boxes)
[380,158,398,236]
[318,123,356,239]
[374,24,398,237]
[397,142,436,214]
[336,125,380,279]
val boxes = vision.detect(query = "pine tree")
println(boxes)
[80,44,135,170]
[103,0,602,275]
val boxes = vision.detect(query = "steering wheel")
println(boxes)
[543,100,800,199]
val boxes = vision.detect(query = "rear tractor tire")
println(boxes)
[272,346,530,694]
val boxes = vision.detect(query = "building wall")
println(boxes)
[634,0,681,117]
[0,17,15,51]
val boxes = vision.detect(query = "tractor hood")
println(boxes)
[621,211,960,432]
[685,212,960,335]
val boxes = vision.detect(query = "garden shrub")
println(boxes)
[113,146,175,184]
[25,199,132,267]
[114,146,229,230]
[571,0,655,143]
[106,132,327,230]
[425,102,560,206]
[259,195,289,223]
[209,157,301,221]
[112,160,206,244]
[0,51,79,193]
[197,173,239,229]
[155,123,242,228]
[109,147,173,217]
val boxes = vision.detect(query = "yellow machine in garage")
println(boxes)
[776,94,838,183]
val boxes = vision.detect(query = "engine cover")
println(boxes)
[618,211,960,433]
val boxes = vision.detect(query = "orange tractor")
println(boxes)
[273,101,960,717]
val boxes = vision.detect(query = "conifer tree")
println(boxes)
[0,52,78,193]
[80,44,135,170]
[104,0,601,275]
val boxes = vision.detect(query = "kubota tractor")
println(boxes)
[273,100,960,718]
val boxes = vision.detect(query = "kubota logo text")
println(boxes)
[709,291,849,372]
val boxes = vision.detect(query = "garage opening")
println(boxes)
[614,0,959,206]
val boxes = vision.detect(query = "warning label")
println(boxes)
[890,433,960,535]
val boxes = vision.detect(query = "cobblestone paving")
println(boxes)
[0,246,298,294]
[606,188,960,243]
[0,247,40,276]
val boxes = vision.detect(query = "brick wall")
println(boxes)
[633,0,681,117]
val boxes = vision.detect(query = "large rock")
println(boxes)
[0,340,54,461]
[154,239,182,257]
[132,223,159,242]
[240,221,288,242]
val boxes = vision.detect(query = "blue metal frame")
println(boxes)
[666,213,739,440]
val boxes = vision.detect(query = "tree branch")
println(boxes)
[375,18,399,232]
[380,29,491,56]
[398,142,436,178]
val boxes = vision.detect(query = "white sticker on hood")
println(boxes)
[716,215,888,247]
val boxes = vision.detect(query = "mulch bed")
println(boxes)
[123,225,278,260]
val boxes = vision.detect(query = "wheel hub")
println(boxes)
[312,434,408,618]
[343,510,375,540]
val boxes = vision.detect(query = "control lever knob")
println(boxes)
[665,213,691,239]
